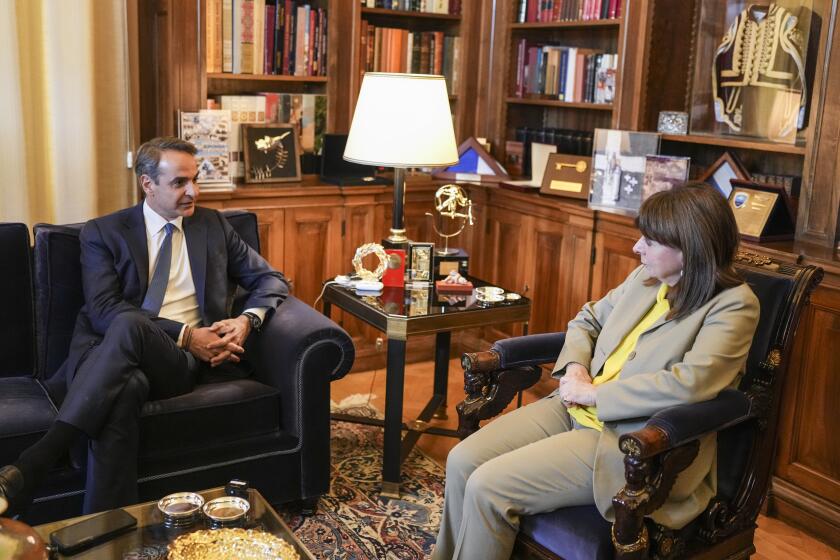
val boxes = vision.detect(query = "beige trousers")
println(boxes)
[432,394,600,560]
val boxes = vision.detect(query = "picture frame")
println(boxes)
[728,178,796,242]
[242,124,302,183]
[698,152,749,199]
[589,129,661,216]
[178,110,233,187]
[539,153,591,199]
[642,155,690,200]
[408,242,434,283]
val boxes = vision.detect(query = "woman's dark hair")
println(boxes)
[635,182,742,319]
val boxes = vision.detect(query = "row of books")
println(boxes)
[360,23,461,92]
[514,127,595,157]
[362,0,461,14]
[206,0,328,76]
[515,41,617,104]
[189,94,326,183]
[516,0,621,22]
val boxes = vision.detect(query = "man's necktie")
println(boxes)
[141,223,175,315]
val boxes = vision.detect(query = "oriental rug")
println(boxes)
[280,397,445,560]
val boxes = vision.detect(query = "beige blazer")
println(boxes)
[552,265,759,528]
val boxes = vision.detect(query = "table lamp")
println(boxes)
[344,73,458,247]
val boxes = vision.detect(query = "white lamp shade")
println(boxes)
[344,73,459,168]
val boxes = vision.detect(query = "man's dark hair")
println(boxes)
[134,136,197,184]
[635,181,742,320]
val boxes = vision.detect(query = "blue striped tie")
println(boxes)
[141,223,175,315]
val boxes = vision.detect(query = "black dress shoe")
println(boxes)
[0,465,25,516]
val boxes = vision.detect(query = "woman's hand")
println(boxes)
[559,379,597,407]
[558,363,593,407]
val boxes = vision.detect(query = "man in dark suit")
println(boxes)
[0,137,289,515]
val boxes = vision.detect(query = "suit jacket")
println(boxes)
[57,203,289,389]
[552,265,759,529]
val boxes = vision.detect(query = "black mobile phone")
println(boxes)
[49,508,137,555]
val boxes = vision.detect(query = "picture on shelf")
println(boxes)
[589,129,661,215]
[178,110,232,187]
[408,243,435,283]
[242,124,302,184]
[642,155,690,199]
[698,151,750,199]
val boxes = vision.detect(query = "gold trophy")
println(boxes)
[426,184,474,256]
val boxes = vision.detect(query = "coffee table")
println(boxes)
[34,487,313,559]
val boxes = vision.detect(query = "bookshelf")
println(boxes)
[352,2,480,141]
[485,0,626,177]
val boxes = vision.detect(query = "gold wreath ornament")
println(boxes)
[352,243,388,281]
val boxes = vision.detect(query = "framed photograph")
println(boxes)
[539,153,591,199]
[242,124,302,183]
[657,111,689,135]
[408,242,434,283]
[642,155,690,199]
[698,152,750,199]
[589,129,661,215]
[178,110,232,187]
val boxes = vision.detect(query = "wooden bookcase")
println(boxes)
[349,3,482,141]
[137,0,481,142]
[482,0,626,174]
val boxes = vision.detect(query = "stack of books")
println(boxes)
[514,40,617,104]
[206,0,328,77]
[362,0,461,15]
[516,0,621,22]
[360,24,461,93]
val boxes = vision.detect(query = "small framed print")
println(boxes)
[408,242,434,283]
[698,152,750,199]
[642,155,690,199]
[242,124,302,183]
[539,153,591,199]
[657,111,689,135]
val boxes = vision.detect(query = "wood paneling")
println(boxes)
[283,206,342,305]
[590,216,638,300]
[796,0,840,248]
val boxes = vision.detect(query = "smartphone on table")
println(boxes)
[49,508,137,555]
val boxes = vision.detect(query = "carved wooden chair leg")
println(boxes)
[612,431,700,560]
[456,351,542,440]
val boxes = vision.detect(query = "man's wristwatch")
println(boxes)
[242,311,262,332]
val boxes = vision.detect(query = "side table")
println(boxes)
[323,276,530,497]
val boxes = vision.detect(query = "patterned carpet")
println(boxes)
[281,398,444,559]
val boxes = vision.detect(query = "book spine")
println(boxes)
[264,1,275,74]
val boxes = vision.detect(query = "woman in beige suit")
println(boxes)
[433,183,760,560]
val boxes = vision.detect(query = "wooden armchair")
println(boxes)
[455,253,822,560]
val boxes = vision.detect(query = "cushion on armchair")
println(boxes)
[520,505,613,560]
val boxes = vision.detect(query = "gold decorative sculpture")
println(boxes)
[426,184,474,255]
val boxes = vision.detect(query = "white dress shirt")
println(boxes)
[142,202,266,345]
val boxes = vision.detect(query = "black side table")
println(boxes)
[323,276,531,497]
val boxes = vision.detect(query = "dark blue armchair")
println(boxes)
[456,252,822,559]
[0,211,354,524]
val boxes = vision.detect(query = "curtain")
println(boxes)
[0,0,135,226]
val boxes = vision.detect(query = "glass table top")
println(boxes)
[325,275,531,318]
[34,487,312,560]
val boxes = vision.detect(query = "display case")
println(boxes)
[688,0,819,145]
